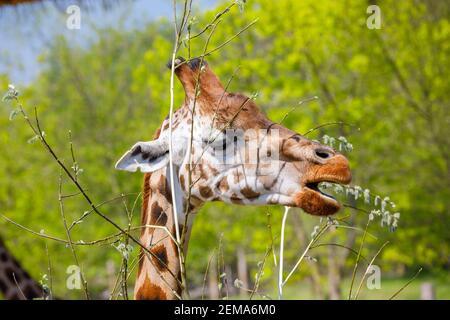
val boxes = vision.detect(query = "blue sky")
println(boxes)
[0,0,218,84]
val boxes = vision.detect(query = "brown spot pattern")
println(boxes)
[241,186,260,199]
[141,173,151,225]
[179,174,185,191]
[135,276,167,300]
[230,193,243,204]
[149,202,168,226]
[150,244,169,271]
[217,178,229,192]
[199,186,213,199]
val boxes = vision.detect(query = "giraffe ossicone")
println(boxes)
[116,57,352,299]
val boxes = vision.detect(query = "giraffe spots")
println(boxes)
[187,201,197,211]
[9,293,21,300]
[0,238,44,300]
[22,285,41,299]
[150,202,168,226]
[5,267,16,283]
[0,278,7,293]
[230,193,243,204]
[0,251,7,262]
[217,177,229,192]
[157,175,172,205]
[241,186,260,199]
[179,174,186,191]
[150,244,169,272]
[156,174,166,194]
[199,186,213,199]
[179,174,185,186]
[135,276,167,300]
[141,173,152,225]
[199,165,208,180]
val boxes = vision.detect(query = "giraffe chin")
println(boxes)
[294,187,341,216]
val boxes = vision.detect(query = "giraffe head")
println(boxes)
[116,57,351,216]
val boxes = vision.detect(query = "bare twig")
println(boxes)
[58,172,90,299]
[348,218,370,299]
[389,268,423,300]
[201,249,216,300]
[354,241,389,299]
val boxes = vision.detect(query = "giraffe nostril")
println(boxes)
[315,149,331,159]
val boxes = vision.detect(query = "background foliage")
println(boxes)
[0,0,449,299]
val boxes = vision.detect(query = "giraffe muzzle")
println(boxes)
[294,154,352,216]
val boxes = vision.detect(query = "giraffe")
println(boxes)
[115,57,352,300]
[0,236,45,300]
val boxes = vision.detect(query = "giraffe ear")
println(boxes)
[115,140,169,173]
[169,57,224,100]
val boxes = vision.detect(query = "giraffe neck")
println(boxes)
[134,167,195,300]
[0,236,44,300]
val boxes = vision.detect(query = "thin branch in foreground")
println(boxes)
[277,206,290,299]
[348,218,370,300]
[278,96,319,125]
[10,97,182,288]
[201,249,216,300]
[58,172,90,299]
[12,273,27,300]
[303,121,355,137]
[354,241,389,300]
[389,268,423,300]
[309,243,367,262]
[44,242,53,299]
[249,245,271,300]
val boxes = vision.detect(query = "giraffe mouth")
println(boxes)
[295,175,351,216]
[305,181,337,201]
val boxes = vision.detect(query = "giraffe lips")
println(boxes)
[295,175,351,216]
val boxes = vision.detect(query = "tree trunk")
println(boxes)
[421,282,435,300]
[225,264,235,297]
[208,259,219,300]
[236,246,249,297]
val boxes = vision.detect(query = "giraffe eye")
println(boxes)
[291,135,301,142]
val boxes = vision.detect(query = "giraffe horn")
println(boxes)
[168,56,224,100]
